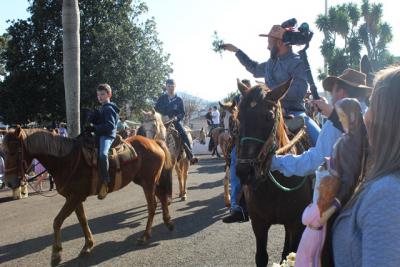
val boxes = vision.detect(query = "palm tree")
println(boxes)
[62,0,80,136]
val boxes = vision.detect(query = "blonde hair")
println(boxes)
[366,66,400,179]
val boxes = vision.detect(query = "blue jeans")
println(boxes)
[230,147,244,212]
[99,136,114,184]
[174,121,192,149]
[287,111,320,146]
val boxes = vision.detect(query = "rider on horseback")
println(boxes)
[222,24,321,146]
[86,83,120,200]
[155,79,198,165]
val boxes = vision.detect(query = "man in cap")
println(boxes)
[155,79,198,164]
[223,24,321,146]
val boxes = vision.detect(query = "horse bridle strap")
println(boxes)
[238,103,280,167]
[4,139,29,179]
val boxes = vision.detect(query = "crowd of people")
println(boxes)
[218,22,400,266]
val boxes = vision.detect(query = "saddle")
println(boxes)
[81,135,137,168]
[80,135,138,194]
[284,116,305,133]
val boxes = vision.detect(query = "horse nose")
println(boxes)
[236,162,255,185]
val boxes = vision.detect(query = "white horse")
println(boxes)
[141,109,192,200]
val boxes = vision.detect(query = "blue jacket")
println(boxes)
[235,49,308,112]
[93,102,120,138]
[332,174,400,266]
[271,120,342,177]
[155,94,185,121]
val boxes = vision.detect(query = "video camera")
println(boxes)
[281,18,313,46]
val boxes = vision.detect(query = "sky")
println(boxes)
[1,0,399,101]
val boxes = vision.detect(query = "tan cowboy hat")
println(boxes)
[323,68,373,92]
[259,25,285,39]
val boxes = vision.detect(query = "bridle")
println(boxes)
[237,99,280,173]
[4,138,30,180]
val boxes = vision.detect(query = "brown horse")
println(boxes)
[141,109,191,201]
[235,80,312,266]
[2,126,173,266]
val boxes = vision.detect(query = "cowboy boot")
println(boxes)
[183,143,198,165]
[98,182,109,200]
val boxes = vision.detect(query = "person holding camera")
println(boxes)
[223,24,320,146]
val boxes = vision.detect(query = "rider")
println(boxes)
[86,83,120,200]
[222,24,321,146]
[155,79,198,165]
[222,79,250,223]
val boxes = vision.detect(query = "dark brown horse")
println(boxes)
[2,126,173,266]
[235,80,312,266]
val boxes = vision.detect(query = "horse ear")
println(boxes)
[218,101,224,108]
[151,107,156,115]
[231,101,236,109]
[237,78,250,95]
[268,79,292,102]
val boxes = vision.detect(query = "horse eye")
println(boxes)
[266,110,275,120]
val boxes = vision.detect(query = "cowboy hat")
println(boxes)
[259,25,285,39]
[323,68,372,92]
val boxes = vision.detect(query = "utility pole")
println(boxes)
[324,0,328,75]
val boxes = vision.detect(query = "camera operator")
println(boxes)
[222,24,320,146]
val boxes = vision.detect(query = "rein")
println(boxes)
[238,102,307,192]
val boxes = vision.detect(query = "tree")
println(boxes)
[315,0,394,77]
[62,0,80,137]
[0,0,172,124]
[0,34,8,79]
[180,93,202,126]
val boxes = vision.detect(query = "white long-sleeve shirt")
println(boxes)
[271,120,342,177]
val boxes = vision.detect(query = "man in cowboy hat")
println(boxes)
[222,24,321,146]
[270,68,372,178]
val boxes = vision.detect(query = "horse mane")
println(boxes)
[23,129,75,157]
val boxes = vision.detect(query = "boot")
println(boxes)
[183,143,198,165]
[98,182,109,200]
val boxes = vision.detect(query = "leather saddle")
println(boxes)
[284,116,305,133]
[81,134,137,168]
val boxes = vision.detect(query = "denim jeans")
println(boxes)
[174,121,192,149]
[99,136,114,184]
[230,147,245,212]
[287,111,320,146]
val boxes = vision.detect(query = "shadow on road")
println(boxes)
[193,157,225,175]
[0,193,225,266]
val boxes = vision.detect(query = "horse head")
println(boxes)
[236,79,291,185]
[2,126,31,188]
[141,109,166,140]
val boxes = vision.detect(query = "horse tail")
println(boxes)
[156,140,172,170]
[155,139,173,202]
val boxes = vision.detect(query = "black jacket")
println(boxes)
[155,94,185,121]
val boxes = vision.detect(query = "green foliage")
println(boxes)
[211,31,224,55]
[315,0,394,77]
[0,0,172,124]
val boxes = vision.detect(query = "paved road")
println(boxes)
[0,156,285,267]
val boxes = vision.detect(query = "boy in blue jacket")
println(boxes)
[87,84,120,200]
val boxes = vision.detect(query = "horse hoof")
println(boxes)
[225,203,231,208]
[165,221,175,231]
[181,195,187,201]
[51,253,62,267]
[79,246,93,257]
[136,237,149,246]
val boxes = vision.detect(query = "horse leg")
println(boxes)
[282,222,304,262]
[181,159,189,201]
[156,190,175,231]
[224,165,231,208]
[251,218,270,267]
[138,188,157,245]
[175,163,184,200]
[75,202,95,256]
[51,197,80,266]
